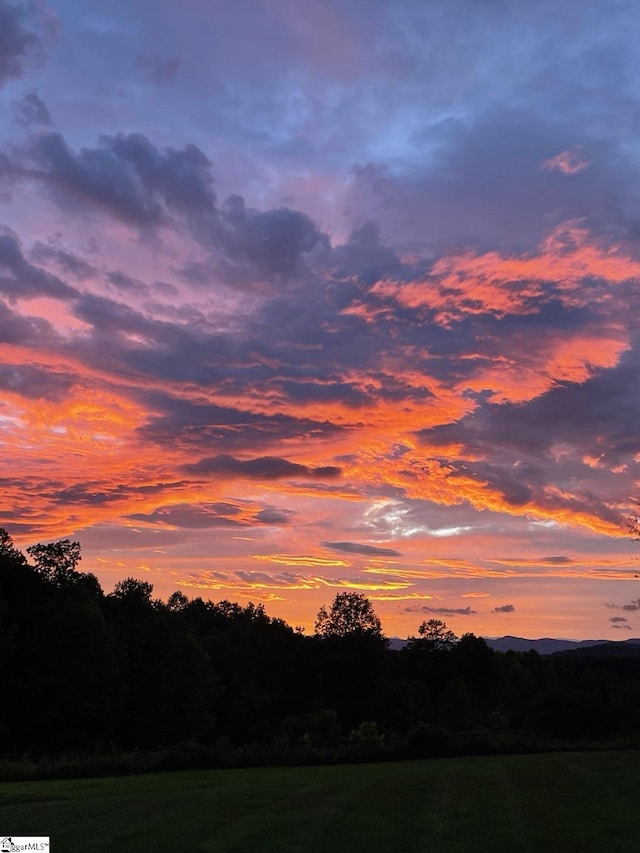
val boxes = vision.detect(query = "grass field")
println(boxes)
[1,751,638,852]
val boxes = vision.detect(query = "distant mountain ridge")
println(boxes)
[484,636,640,655]
[387,636,640,655]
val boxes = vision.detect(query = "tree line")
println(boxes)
[2,529,640,777]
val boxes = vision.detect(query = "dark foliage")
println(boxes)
[2,529,640,778]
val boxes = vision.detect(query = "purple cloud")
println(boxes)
[0,1,56,87]
[182,454,341,482]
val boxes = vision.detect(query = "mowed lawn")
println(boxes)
[1,751,638,852]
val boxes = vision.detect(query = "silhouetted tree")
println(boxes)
[408,619,457,652]
[314,592,384,639]
[0,528,26,564]
[26,538,81,586]
[167,590,189,611]
[112,577,154,603]
[313,593,387,729]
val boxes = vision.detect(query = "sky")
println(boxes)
[2,0,640,639]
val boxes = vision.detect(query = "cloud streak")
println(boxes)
[403,605,478,617]
[321,541,402,557]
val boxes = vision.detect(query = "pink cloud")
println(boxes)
[542,146,590,175]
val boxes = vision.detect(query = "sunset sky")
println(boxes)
[2,0,640,639]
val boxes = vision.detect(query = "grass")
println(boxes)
[1,751,639,852]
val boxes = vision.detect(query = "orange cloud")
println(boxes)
[252,554,352,568]
[368,222,640,325]
[369,592,435,601]
[174,568,411,596]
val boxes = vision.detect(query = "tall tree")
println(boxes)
[408,618,457,652]
[26,539,81,586]
[315,592,384,639]
[0,528,26,564]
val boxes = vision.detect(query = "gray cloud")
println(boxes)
[217,195,329,282]
[321,541,402,557]
[254,508,295,525]
[607,598,640,612]
[539,556,573,564]
[271,378,373,409]
[30,131,216,226]
[182,454,341,481]
[404,605,477,616]
[12,90,51,126]
[127,502,246,529]
[492,604,515,613]
[0,1,56,87]
[332,220,402,285]
[106,270,149,295]
[609,616,628,623]
[14,127,330,285]
[48,481,191,508]
[137,392,343,451]
[0,363,73,401]
[0,230,77,301]
[30,242,94,280]
[0,298,58,346]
